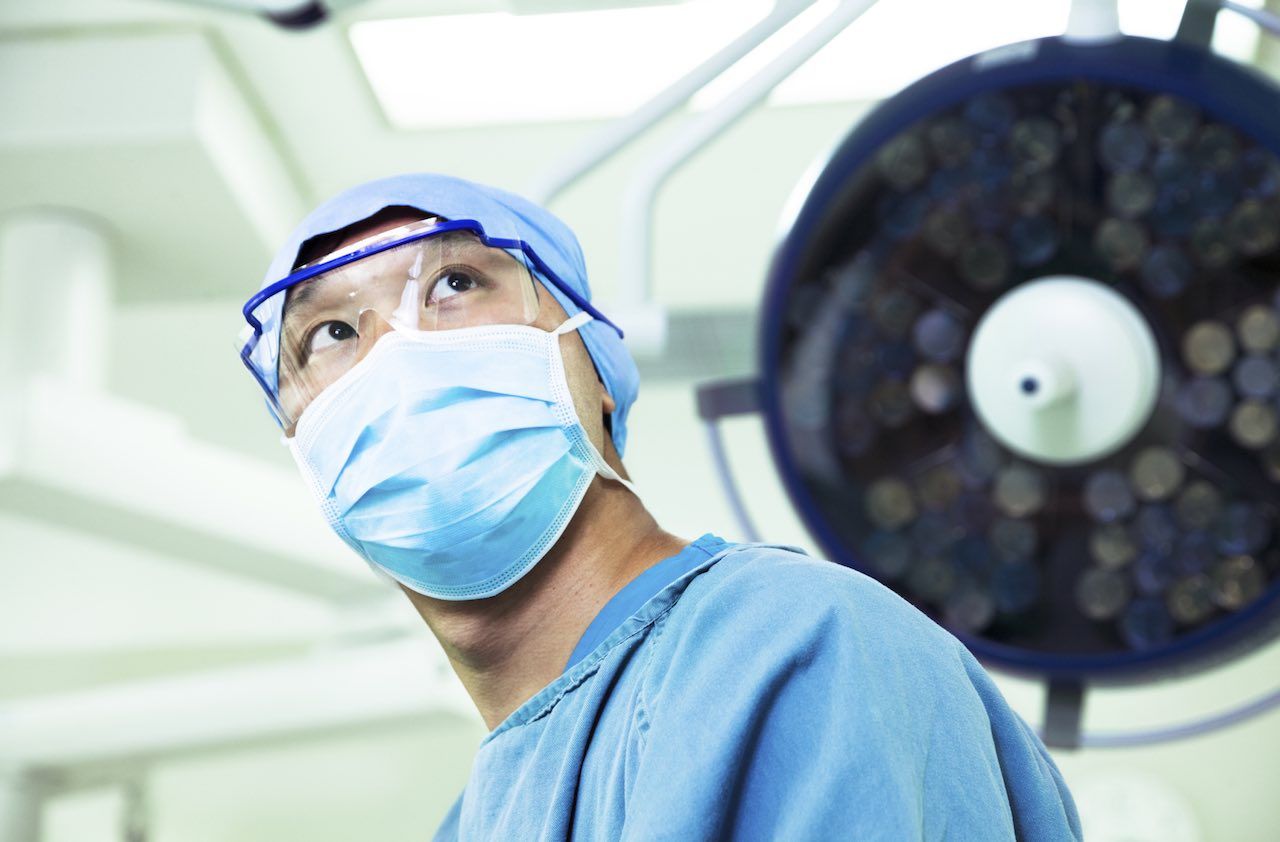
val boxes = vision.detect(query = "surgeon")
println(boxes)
[239,172,1081,840]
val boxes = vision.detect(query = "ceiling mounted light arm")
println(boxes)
[1177,1,1280,75]
[146,0,332,28]
[264,1,327,29]
[618,0,883,315]
[1077,681,1280,747]
[1221,0,1280,38]
[145,0,330,26]
[1064,0,1121,43]
[528,0,820,206]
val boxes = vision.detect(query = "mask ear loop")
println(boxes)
[549,310,639,496]
[554,310,594,335]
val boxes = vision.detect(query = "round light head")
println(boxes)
[759,35,1280,682]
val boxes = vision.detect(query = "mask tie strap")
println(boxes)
[553,311,594,335]
[549,310,638,496]
[596,455,639,497]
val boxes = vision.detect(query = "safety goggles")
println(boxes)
[239,217,621,430]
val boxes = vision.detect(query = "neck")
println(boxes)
[401,478,687,730]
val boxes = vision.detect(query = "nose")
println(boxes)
[355,308,397,365]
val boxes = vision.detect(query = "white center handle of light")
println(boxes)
[966,276,1161,465]
[1012,356,1077,410]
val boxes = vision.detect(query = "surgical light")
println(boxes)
[702,0,1280,747]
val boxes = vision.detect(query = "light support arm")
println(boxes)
[527,0,820,206]
[1222,0,1280,37]
[617,0,882,339]
[1064,0,1122,42]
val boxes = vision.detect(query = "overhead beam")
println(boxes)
[0,636,474,769]
[0,375,384,601]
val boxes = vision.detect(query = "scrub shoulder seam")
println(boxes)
[487,596,688,740]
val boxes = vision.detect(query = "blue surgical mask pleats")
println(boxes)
[288,314,634,600]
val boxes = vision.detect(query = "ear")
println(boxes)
[599,381,617,439]
[598,384,627,477]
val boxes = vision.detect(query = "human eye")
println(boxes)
[427,267,482,304]
[306,320,357,357]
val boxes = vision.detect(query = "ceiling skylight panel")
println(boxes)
[351,0,770,127]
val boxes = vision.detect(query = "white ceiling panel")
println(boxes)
[0,31,305,302]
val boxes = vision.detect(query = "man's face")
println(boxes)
[282,210,617,457]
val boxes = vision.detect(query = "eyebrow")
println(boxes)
[284,270,349,320]
[280,277,341,358]
[281,233,513,324]
[287,278,321,311]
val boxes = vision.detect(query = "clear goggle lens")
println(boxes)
[240,221,540,430]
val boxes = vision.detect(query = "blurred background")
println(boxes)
[2,0,1279,839]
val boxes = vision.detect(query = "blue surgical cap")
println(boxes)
[258,172,640,456]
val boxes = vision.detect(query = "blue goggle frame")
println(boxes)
[239,218,624,426]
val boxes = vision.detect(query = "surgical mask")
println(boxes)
[287,310,636,600]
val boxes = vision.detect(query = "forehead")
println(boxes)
[293,206,436,271]
[282,228,529,318]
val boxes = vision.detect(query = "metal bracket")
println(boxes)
[1042,678,1087,749]
[1176,0,1220,48]
[696,376,762,421]
[264,0,328,29]
[696,377,763,542]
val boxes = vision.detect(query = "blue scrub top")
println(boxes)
[564,533,732,671]
[434,535,1081,841]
